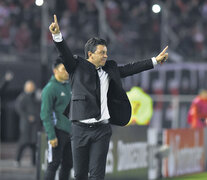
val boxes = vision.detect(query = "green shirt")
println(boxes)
[40,76,71,140]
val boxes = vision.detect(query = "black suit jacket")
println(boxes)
[55,40,153,126]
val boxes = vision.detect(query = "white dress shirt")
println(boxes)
[81,68,110,123]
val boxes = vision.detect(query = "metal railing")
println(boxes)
[150,94,196,129]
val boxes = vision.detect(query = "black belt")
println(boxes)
[72,120,109,128]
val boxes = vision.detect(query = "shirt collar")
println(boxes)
[51,75,68,84]
[96,67,102,71]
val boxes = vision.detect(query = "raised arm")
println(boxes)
[49,14,77,73]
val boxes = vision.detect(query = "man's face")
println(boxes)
[24,81,35,93]
[54,63,69,81]
[89,45,108,68]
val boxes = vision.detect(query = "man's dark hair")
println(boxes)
[84,37,107,59]
[52,56,63,69]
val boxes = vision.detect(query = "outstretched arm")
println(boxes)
[49,15,77,73]
[119,46,169,78]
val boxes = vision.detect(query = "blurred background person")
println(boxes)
[40,57,72,180]
[0,71,14,138]
[0,71,14,96]
[15,80,40,166]
[0,71,14,119]
[187,89,207,128]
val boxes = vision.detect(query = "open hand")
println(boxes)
[155,46,168,64]
[49,14,60,34]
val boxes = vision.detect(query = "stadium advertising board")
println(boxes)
[37,126,149,180]
[162,128,205,178]
[105,125,148,180]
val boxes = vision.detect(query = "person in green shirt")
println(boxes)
[40,56,72,180]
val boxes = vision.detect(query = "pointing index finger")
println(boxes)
[161,46,168,54]
[54,14,58,24]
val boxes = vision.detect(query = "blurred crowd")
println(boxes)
[1,0,207,62]
[166,0,207,61]
[0,0,41,54]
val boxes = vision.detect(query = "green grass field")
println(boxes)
[162,172,207,180]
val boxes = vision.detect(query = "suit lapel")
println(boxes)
[95,70,101,108]
[103,62,114,79]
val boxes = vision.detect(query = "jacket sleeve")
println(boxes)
[118,59,154,78]
[40,87,56,140]
[54,39,77,74]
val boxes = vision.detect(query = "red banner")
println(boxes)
[162,128,205,177]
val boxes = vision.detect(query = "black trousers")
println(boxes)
[44,128,73,180]
[71,122,112,180]
[16,142,36,165]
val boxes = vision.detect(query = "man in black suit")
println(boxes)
[49,15,168,180]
